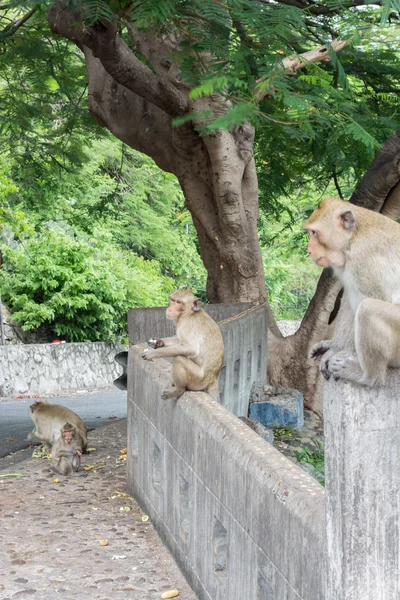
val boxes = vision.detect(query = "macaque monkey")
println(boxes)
[141,288,224,401]
[51,423,82,476]
[304,196,400,386]
[28,401,87,451]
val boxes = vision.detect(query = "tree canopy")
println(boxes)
[1,0,400,354]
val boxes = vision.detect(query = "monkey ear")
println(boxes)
[339,210,355,230]
[192,299,201,312]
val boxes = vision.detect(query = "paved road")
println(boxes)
[0,387,127,460]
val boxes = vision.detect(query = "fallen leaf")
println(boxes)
[161,591,180,599]
[120,448,127,454]
[0,473,24,478]
[53,478,60,484]
[99,540,109,546]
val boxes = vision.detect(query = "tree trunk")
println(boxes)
[268,129,400,414]
[48,6,267,304]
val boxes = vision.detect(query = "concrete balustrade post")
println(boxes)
[324,375,400,600]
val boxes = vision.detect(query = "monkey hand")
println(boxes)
[310,340,334,361]
[148,338,164,349]
[141,348,156,361]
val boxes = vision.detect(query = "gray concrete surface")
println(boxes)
[127,345,326,600]
[325,374,400,600]
[0,418,197,600]
[0,388,127,460]
[0,342,127,396]
[127,303,252,345]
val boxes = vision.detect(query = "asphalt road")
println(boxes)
[0,387,127,461]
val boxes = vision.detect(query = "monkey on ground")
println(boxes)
[28,401,87,451]
[51,422,83,476]
[141,288,224,401]
[304,196,400,386]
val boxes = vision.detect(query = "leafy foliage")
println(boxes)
[0,137,206,341]
[2,0,400,333]
[1,222,173,342]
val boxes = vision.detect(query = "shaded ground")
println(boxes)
[0,419,197,600]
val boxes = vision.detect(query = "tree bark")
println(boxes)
[267,129,400,414]
[48,4,267,304]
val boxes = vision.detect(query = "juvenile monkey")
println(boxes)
[304,196,400,386]
[28,401,87,451]
[51,423,82,476]
[141,288,224,400]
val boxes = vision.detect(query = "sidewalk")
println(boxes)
[0,418,198,600]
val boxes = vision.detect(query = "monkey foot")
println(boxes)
[161,387,182,401]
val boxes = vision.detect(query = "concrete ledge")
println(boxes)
[325,373,400,600]
[0,342,126,396]
[127,346,326,600]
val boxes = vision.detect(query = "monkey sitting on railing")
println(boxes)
[141,288,224,401]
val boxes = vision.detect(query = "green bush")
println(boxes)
[0,223,173,342]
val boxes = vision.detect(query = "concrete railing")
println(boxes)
[128,303,266,416]
[127,346,326,600]
[0,342,126,397]
[127,303,252,345]
[325,374,400,600]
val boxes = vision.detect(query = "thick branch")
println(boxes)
[125,23,189,90]
[350,129,400,211]
[0,5,37,39]
[253,0,382,16]
[255,38,352,102]
[48,2,188,116]
[381,182,400,220]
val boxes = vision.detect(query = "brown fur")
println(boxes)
[28,401,87,450]
[304,197,400,386]
[51,423,82,476]
[141,288,224,400]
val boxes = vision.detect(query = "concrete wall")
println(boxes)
[325,374,400,600]
[128,303,252,345]
[128,303,265,417]
[127,347,326,600]
[0,342,126,397]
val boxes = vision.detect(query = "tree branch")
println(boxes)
[350,129,400,212]
[252,0,382,16]
[0,5,38,39]
[48,2,189,117]
[255,38,352,102]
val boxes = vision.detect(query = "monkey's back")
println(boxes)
[30,401,88,449]
[176,309,224,375]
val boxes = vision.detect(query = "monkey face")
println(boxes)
[306,231,329,266]
[166,289,199,321]
[304,197,355,268]
[62,427,75,444]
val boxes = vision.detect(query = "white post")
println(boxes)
[325,375,400,600]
